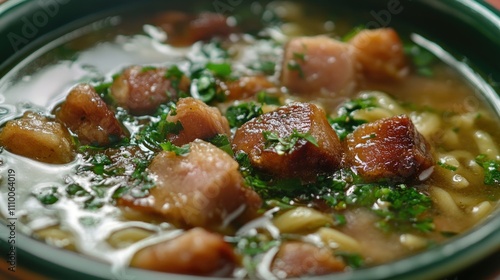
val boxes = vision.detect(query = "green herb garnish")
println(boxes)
[160,141,190,156]
[263,129,318,155]
[329,96,377,140]
[226,102,263,128]
[475,154,500,186]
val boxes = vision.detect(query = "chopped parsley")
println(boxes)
[257,91,281,106]
[475,154,500,186]
[207,134,234,156]
[336,252,364,269]
[35,187,60,205]
[404,43,437,77]
[133,105,184,151]
[160,141,190,156]
[226,102,263,128]
[190,68,218,103]
[206,62,232,78]
[287,60,304,78]
[236,153,433,233]
[329,96,377,140]
[263,129,319,155]
[437,160,458,172]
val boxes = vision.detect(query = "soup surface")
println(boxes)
[0,1,499,278]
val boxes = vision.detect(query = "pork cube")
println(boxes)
[120,140,261,229]
[110,65,189,116]
[166,97,231,146]
[0,112,74,164]
[232,102,342,180]
[349,28,409,80]
[55,84,127,146]
[271,242,345,278]
[281,36,356,96]
[131,228,236,276]
[153,12,236,46]
[344,115,434,182]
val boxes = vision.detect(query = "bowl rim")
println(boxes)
[0,0,499,280]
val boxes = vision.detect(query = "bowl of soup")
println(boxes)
[0,0,499,279]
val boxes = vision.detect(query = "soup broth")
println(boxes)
[0,1,499,278]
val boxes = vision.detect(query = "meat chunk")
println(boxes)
[218,76,275,101]
[131,228,236,276]
[166,97,231,146]
[232,103,342,179]
[344,115,434,182]
[0,112,74,164]
[120,140,261,229]
[153,12,236,46]
[55,84,127,146]
[271,242,345,278]
[110,66,189,115]
[281,36,356,96]
[349,28,409,80]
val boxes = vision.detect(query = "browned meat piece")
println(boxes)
[218,76,275,101]
[55,84,127,146]
[153,12,236,46]
[166,97,231,146]
[349,28,409,80]
[232,102,343,180]
[131,228,237,276]
[281,36,356,96]
[110,66,189,115]
[271,242,345,278]
[120,140,261,229]
[344,115,434,182]
[0,112,74,164]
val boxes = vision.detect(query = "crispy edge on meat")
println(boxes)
[131,228,237,276]
[119,140,261,229]
[0,112,74,164]
[55,84,127,146]
[166,97,231,146]
[271,242,345,278]
[281,36,356,96]
[349,28,409,81]
[153,12,236,46]
[344,115,434,182]
[232,102,342,180]
[110,65,189,116]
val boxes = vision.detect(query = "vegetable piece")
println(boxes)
[110,65,189,115]
[119,140,261,229]
[281,36,356,95]
[315,227,361,253]
[272,207,333,233]
[349,28,409,80]
[344,115,434,182]
[131,228,237,276]
[271,242,345,278]
[0,112,75,164]
[232,102,342,179]
[475,154,500,186]
[55,84,128,146]
[166,97,231,146]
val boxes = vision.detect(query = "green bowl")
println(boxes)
[0,0,499,279]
